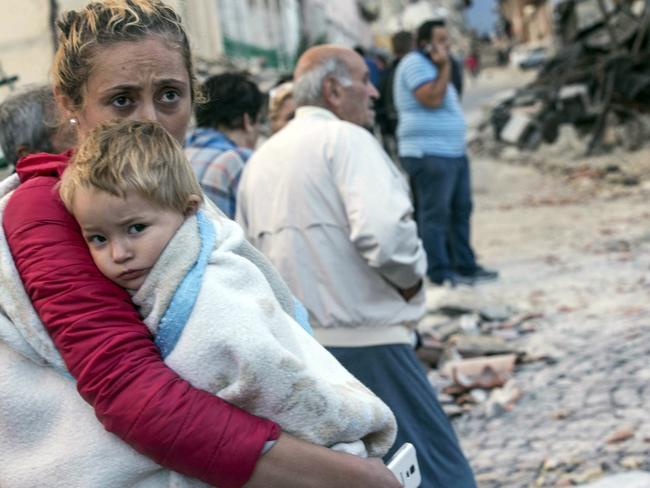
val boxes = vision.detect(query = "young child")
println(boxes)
[58,119,396,458]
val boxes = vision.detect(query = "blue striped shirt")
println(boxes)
[394,51,466,158]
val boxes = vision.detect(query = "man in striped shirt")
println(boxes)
[394,19,497,286]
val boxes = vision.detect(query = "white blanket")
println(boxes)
[132,211,396,457]
[0,175,395,487]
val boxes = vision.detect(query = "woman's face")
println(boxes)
[271,96,296,134]
[68,36,192,143]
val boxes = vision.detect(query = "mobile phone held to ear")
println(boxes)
[387,443,421,487]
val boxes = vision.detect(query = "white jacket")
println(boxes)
[237,107,427,347]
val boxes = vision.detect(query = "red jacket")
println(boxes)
[3,152,280,487]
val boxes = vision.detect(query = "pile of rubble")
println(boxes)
[417,299,550,418]
[472,0,650,172]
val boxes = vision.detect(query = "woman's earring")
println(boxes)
[69,118,78,126]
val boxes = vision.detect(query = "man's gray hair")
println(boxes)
[0,85,57,166]
[293,56,353,107]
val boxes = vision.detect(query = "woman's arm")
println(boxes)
[247,434,402,488]
[3,175,279,488]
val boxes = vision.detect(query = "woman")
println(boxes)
[0,1,400,487]
[269,81,296,134]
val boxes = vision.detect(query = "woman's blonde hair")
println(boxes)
[53,0,199,109]
[59,119,203,214]
[269,81,294,121]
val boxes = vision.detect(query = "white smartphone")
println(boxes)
[387,443,421,488]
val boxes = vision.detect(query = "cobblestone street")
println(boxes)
[431,156,650,486]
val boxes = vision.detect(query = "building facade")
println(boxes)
[0,0,55,101]
[0,0,291,96]
[300,0,374,48]
[216,0,300,72]
[499,0,553,44]
[0,0,474,101]
[372,0,472,54]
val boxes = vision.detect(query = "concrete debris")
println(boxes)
[458,313,481,335]
[419,292,544,417]
[470,0,650,185]
[415,334,444,366]
[447,334,519,358]
[484,379,523,417]
[479,304,516,322]
[557,466,605,486]
[606,426,635,444]
[418,313,461,341]
[441,354,517,386]
[621,457,645,470]
[579,471,650,488]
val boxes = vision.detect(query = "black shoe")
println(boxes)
[456,266,499,285]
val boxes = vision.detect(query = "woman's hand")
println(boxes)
[358,458,404,488]
[246,433,402,488]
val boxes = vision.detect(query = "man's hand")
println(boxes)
[416,42,452,108]
[429,43,449,67]
[398,280,423,302]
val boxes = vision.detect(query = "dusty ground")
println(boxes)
[417,65,650,487]
[428,153,650,486]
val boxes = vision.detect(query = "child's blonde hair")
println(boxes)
[59,119,203,213]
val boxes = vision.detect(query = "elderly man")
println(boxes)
[237,45,476,488]
[0,85,74,168]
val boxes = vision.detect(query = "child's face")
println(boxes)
[72,188,185,291]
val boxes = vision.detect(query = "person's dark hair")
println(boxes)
[416,19,446,49]
[391,31,414,58]
[353,45,366,57]
[195,73,265,130]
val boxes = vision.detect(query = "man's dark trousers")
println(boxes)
[400,154,476,283]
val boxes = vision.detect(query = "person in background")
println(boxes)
[237,44,477,488]
[354,45,381,90]
[377,30,414,160]
[0,1,401,486]
[394,19,498,286]
[268,81,295,134]
[184,72,264,218]
[0,85,75,168]
[464,50,480,79]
